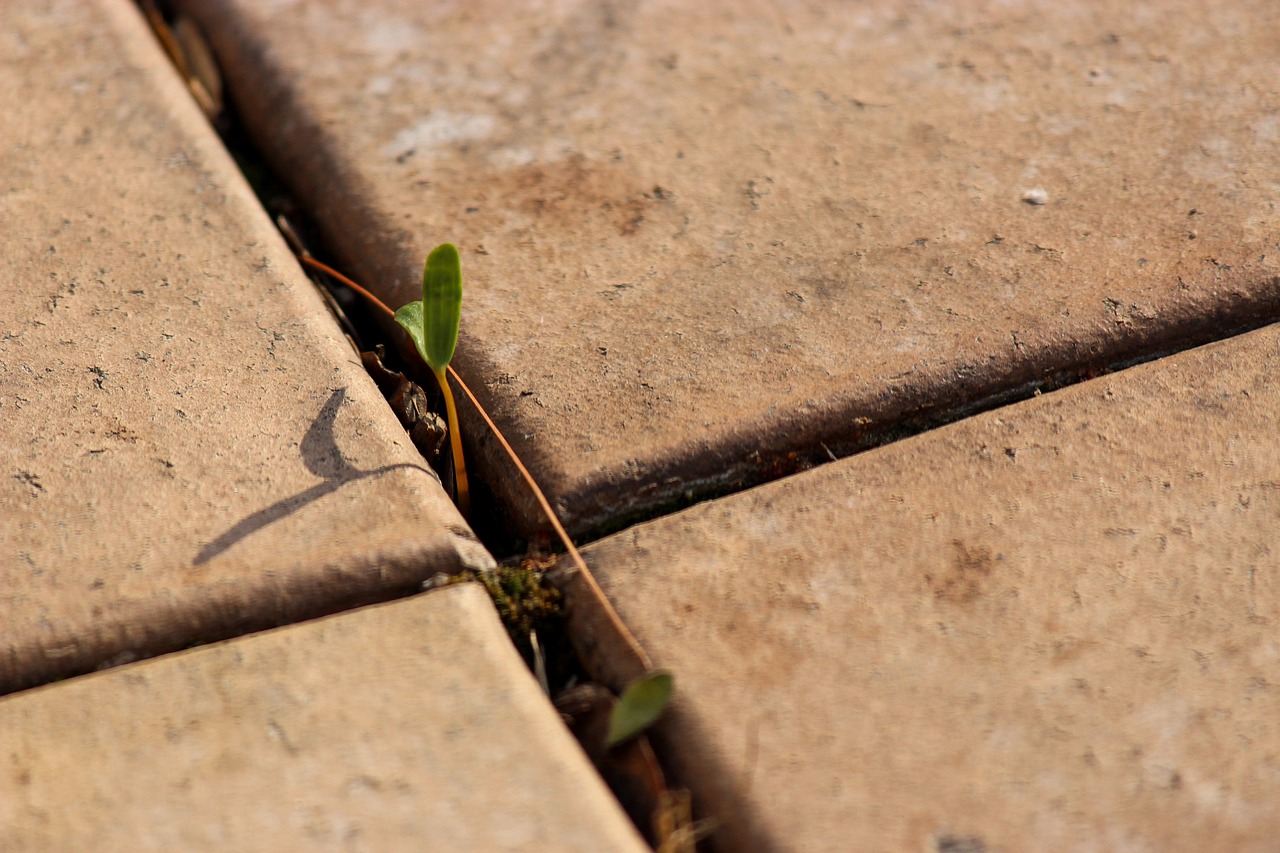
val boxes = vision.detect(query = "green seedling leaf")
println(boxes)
[422,242,462,371]
[606,669,674,748]
[393,243,462,371]
[393,299,428,364]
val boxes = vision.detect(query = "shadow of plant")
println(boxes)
[193,387,430,565]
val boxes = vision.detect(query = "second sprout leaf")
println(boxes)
[606,669,675,748]
[393,300,428,364]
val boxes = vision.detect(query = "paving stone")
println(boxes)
[174,0,1280,534]
[577,324,1280,851]
[0,583,648,852]
[0,0,492,694]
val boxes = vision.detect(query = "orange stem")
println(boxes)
[300,256,393,320]
[433,365,470,518]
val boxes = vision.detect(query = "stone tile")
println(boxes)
[0,1,492,694]
[577,324,1280,851]
[0,583,648,852]
[174,0,1280,533]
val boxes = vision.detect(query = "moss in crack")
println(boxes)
[435,559,564,666]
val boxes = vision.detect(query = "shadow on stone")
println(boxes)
[194,387,430,565]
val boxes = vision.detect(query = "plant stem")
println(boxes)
[434,365,470,518]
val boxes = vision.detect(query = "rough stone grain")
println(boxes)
[0,583,648,852]
[173,0,1280,534]
[580,323,1280,852]
[0,0,491,694]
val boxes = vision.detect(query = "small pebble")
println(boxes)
[1021,187,1048,205]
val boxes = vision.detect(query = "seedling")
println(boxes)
[607,669,674,748]
[297,250,653,675]
[393,243,470,517]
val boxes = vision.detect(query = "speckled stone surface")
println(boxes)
[0,584,648,852]
[0,0,492,694]
[580,323,1280,851]
[173,0,1280,534]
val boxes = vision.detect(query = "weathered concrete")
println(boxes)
[0,0,492,694]
[173,0,1280,534]
[0,584,648,852]
[579,323,1280,852]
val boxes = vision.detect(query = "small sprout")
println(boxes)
[607,669,675,748]
[295,253,652,682]
[395,243,469,515]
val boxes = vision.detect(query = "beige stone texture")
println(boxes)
[0,583,648,852]
[0,1,492,694]
[173,0,1280,533]
[580,324,1280,852]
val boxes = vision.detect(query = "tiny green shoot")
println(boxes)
[395,243,470,516]
[297,252,654,678]
[606,669,674,748]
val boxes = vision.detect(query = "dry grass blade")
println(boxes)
[445,362,652,673]
[297,255,652,673]
[299,256,388,319]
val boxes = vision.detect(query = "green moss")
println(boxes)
[444,562,563,658]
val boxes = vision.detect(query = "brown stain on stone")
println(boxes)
[501,155,672,238]
[926,540,996,603]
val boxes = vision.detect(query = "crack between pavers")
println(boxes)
[557,283,1280,546]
